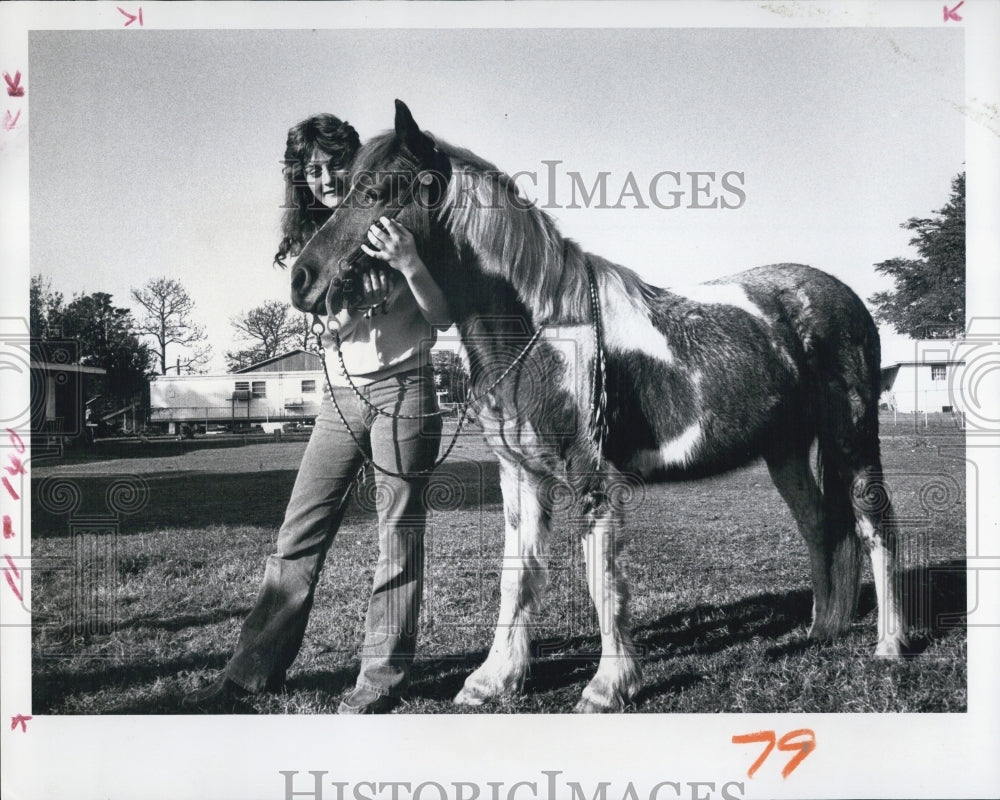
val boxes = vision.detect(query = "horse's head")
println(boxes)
[290,100,453,317]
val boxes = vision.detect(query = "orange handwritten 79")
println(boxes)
[732,729,816,778]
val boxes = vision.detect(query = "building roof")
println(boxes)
[30,361,106,375]
[231,349,322,374]
[886,360,966,368]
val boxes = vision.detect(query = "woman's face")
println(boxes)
[304,148,348,209]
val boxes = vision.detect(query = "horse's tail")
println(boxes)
[794,267,881,638]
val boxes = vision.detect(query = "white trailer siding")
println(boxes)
[882,362,965,414]
[150,370,325,427]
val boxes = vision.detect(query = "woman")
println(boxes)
[187,113,451,714]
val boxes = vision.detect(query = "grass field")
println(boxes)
[30,414,967,714]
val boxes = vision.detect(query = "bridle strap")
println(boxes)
[585,260,608,462]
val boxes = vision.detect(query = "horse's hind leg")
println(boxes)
[765,444,864,643]
[575,498,641,713]
[454,457,550,706]
[819,343,908,656]
[768,423,907,656]
[851,463,907,656]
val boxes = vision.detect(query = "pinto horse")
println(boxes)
[291,100,907,712]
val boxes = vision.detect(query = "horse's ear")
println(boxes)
[394,99,416,137]
[394,99,436,160]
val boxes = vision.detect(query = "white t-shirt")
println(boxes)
[321,281,436,387]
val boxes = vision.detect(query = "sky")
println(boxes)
[28,27,965,370]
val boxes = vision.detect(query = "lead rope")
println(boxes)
[310,317,545,479]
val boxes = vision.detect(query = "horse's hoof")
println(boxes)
[453,685,489,706]
[875,637,906,658]
[573,696,616,713]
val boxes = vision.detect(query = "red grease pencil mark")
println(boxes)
[1,476,18,500]
[4,455,25,477]
[6,429,24,453]
[943,1,964,21]
[11,714,31,732]
[2,515,13,539]
[4,71,24,97]
[4,555,21,601]
[117,6,143,26]
[3,110,20,131]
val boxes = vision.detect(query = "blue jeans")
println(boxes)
[224,366,442,698]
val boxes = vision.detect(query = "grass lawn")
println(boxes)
[30,414,967,714]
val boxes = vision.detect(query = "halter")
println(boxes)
[327,147,437,316]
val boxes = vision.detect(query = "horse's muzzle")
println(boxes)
[290,263,325,315]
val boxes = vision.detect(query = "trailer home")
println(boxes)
[150,350,324,434]
[879,340,966,416]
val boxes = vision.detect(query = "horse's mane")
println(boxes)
[354,132,652,324]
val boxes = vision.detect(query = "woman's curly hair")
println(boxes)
[274,114,361,268]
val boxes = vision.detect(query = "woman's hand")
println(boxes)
[356,266,394,308]
[359,215,452,328]
[361,217,423,278]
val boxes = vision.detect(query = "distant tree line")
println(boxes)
[30,276,213,430]
[869,171,964,339]
[31,277,153,426]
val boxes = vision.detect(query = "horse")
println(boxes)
[290,100,908,712]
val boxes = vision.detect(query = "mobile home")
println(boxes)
[150,350,324,434]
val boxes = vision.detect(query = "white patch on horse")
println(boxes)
[659,421,702,466]
[672,281,766,321]
[599,275,674,363]
[629,421,703,473]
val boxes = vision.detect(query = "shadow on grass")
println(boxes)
[32,559,967,713]
[35,606,255,651]
[405,559,968,706]
[114,606,255,633]
[33,651,232,714]
[899,557,967,652]
[31,459,502,537]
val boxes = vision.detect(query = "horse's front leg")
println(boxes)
[575,499,641,713]
[454,457,550,706]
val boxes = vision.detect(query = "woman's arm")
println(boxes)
[361,217,452,330]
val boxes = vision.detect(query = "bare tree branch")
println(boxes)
[131,278,213,374]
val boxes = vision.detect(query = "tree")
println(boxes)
[131,278,212,374]
[52,292,154,417]
[869,172,965,339]
[292,312,315,350]
[431,349,469,404]
[30,275,64,341]
[226,300,303,370]
[224,345,270,373]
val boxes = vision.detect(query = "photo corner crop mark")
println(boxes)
[4,71,24,98]
[943,2,964,22]
[10,714,31,733]
[116,6,143,27]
